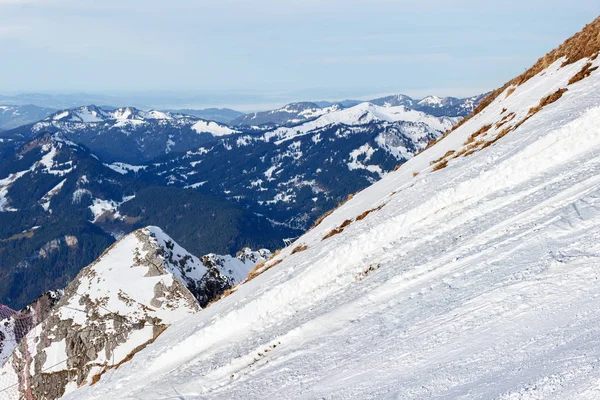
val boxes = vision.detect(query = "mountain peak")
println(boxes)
[19,105,241,163]
[0,226,201,399]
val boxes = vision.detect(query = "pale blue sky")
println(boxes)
[0,0,597,110]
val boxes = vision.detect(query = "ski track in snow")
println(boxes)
[65,57,600,399]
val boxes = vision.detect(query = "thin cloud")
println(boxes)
[0,25,29,37]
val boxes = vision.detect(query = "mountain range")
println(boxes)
[0,92,477,312]
[0,13,599,400]
[0,92,484,133]
[3,106,240,163]
[47,15,600,400]
[0,105,57,131]
[144,103,456,229]
[0,132,293,310]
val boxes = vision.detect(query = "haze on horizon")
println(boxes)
[0,0,597,110]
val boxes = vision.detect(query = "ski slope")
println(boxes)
[65,38,600,400]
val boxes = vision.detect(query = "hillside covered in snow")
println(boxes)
[142,102,455,229]
[1,106,239,163]
[0,227,270,399]
[55,16,600,400]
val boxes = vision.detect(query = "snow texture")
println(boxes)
[63,55,600,400]
[264,102,456,144]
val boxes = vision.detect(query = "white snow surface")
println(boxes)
[88,195,135,222]
[40,178,67,212]
[59,226,199,326]
[192,120,239,136]
[35,106,238,137]
[66,56,600,399]
[106,162,147,175]
[264,102,456,144]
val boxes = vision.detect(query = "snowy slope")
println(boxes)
[37,105,240,137]
[232,102,342,127]
[0,227,272,399]
[62,18,600,400]
[264,102,457,144]
[0,227,201,399]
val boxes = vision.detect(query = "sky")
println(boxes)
[0,0,598,110]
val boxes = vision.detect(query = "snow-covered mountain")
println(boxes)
[2,105,239,163]
[263,102,456,143]
[164,108,244,124]
[413,93,487,117]
[232,102,342,128]
[368,93,416,108]
[0,226,272,399]
[60,16,600,400]
[232,94,484,129]
[142,102,454,229]
[0,132,292,311]
[0,104,56,131]
[0,227,201,399]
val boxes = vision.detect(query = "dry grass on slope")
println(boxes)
[291,244,308,254]
[442,16,600,137]
[426,17,600,173]
[527,88,569,117]
[322,204,386,240]
[431,86,570,171]
[569,62,599,85]
[310,193,355,231]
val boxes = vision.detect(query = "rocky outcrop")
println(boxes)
[0,226,272,399]
[150,228,271,308]
[0,227,200,400]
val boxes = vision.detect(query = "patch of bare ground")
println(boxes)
[245,250,283,282]
[432,159,448,171]
[323,204,387,240]
[569,62,599,85]
[528,88,569,117]
[465,124,492,145]
[291,244,308,254]
[448,87,568,161]
[0,230,35,242]
[322,219,353,240]
[356,204,385,221]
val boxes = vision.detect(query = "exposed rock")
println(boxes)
[0,227,200,399]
